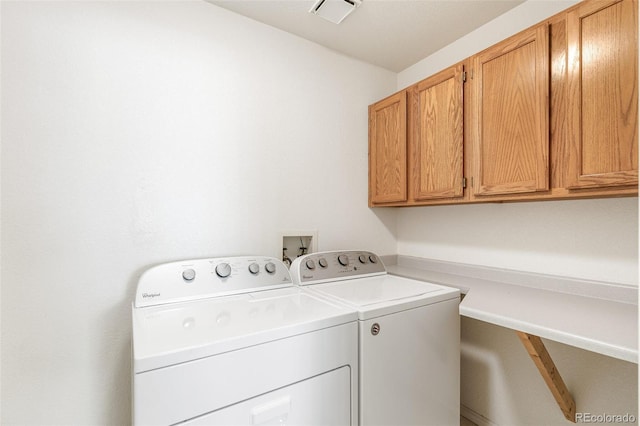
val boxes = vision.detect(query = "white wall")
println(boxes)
[396,1,639,424]
[398,198,638,285]
[0,1,396,424]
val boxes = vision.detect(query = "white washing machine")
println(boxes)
[290,250,460,426]
[132,256,359,425]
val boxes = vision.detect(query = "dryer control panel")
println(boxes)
[290,250,386,285]
[135,256,292,307]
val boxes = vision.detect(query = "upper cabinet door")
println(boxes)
[409,64,464,201]
[369,91,407,205]
[473,23,550,196]
[566,0,638,189]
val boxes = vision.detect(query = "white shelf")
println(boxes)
[385,256,638,364]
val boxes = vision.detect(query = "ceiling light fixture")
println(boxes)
[309,0,362,24]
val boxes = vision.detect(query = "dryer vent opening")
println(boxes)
[309,0,362,24]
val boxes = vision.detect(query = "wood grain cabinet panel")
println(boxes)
[409,64,465,201]
[566,0,638,189]
[366,0,638,207]
[472,23,550,197]
[369,91,407,205]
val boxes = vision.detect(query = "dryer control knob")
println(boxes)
[369,255,378,263]
[215,262,232,278]
[338,254,349,266]
[358,255,368,264]
[265,262,277,274]
[182,268,196,281]
[248,263,260,275]
[305,259,316,270]
[318,258,328,268]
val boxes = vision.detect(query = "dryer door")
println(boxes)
[183,366,352,425]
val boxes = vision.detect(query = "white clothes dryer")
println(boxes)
[132,256,359,425]
[290,250,460,426]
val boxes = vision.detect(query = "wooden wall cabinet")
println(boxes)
[565,0,638,190]
[368,0,638,207]
[409,64,465,202]
[368,91,408,205]
[471,23,550,198]
[368,64,465,207]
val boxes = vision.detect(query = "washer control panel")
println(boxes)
[290,250,386,285]
[135,256,292,307]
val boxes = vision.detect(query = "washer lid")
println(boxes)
[309,275,460,320]
[132,287,357,373]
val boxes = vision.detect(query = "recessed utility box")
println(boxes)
[280,230,317,267]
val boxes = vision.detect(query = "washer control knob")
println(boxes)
[265,262,276,274]
[369,255,378,263]
[318,258,328,268]
[215,262,232,278]
[338,254,349,266]
[305,259,316,270]
[248,263,260,275]
[182,268,196,281]
[358,255,368,264]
